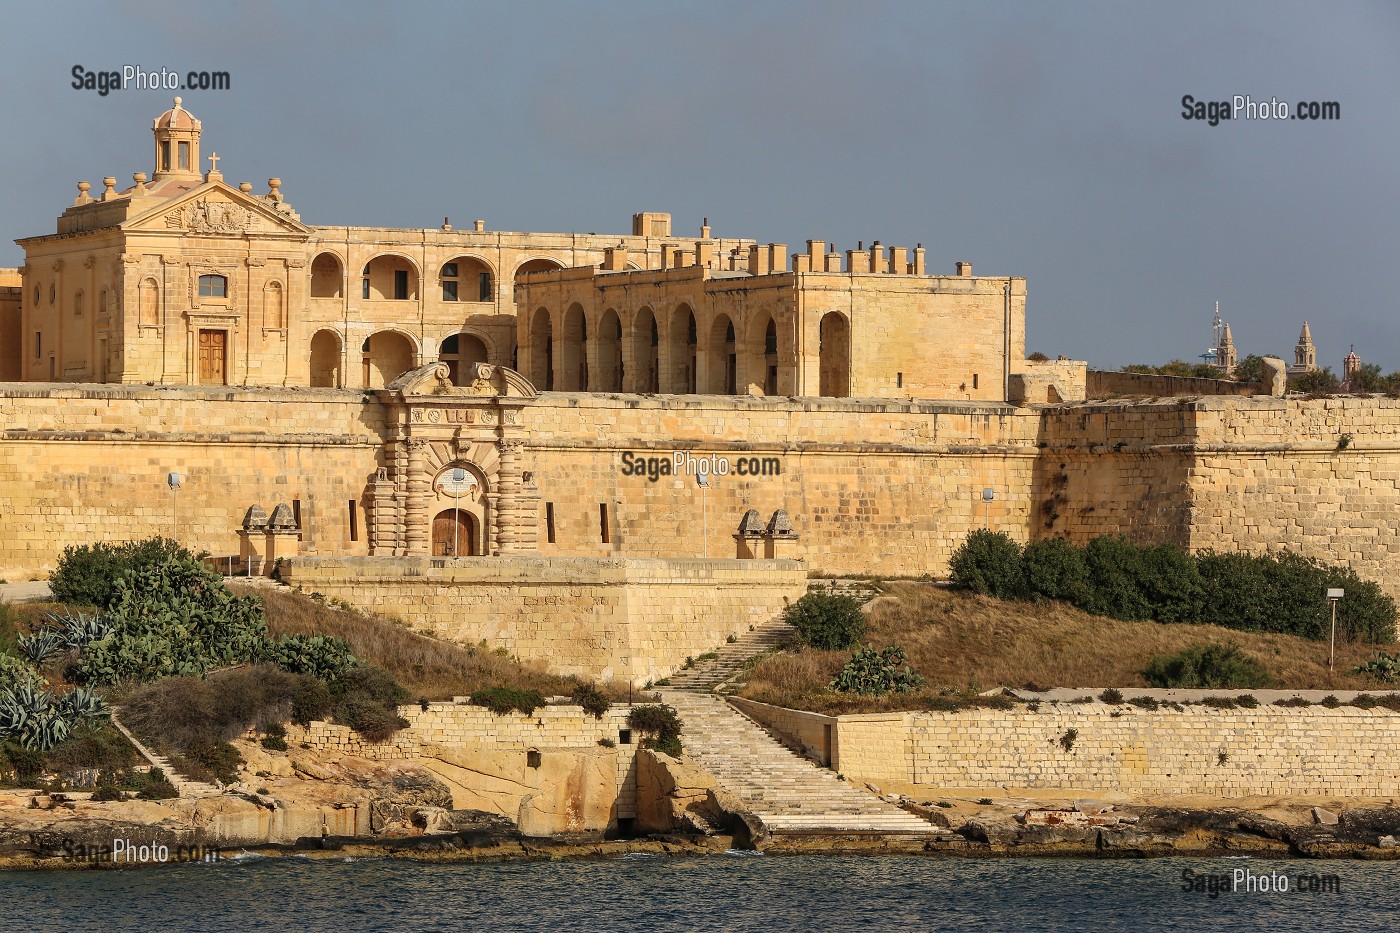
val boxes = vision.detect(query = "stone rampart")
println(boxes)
[280,555,808,684]
[736,697,1400,798]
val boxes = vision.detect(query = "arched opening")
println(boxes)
[361,330,415,388]
[310,329,342,387]
[667,304,697,394]
[432,508,479,557]
[262,281,284,330]
[361,255,418,301]
[744,312,781,395]
[73,291,84,317]
[706,314,738,394]
[438,332,490,385]
[140,278,159,327]
[630,307,659,393]
[514,257,565,294]
[559,304,587,391]
[440,256,495,304]
[310,253,343,298]
[528,307,553,390]
[595,309,623,392]
[819,312,851,397]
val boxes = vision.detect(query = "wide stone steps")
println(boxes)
[659,690,934,835]
[663,619,795,690]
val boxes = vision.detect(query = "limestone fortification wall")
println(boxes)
[1087,370,1257,399]
[280,556,808,684]
[736,698,1400,798]
[288,702,642,822]
[3,386,1400,594]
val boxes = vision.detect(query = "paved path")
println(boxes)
[659,609,936,836]
[0,581,52,601]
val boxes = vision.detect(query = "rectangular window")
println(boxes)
[972,373,979,390]
[479,272,492,302]
[160,141,171,171]
[599,503,610,544]
[292,498,302,537]
[393,270,409,300]
[442,263,458,278]
[178,141,189,170]
[441,280,458,302]
[34,332,40,359]
[362,276,370,300]
[545,503,556,544]
[897,372,903,388]
[348,500,359,542]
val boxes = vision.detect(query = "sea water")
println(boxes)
[4,853,1394,932]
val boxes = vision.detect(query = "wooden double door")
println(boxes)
[432,508,479,557]
[198,329,227,385]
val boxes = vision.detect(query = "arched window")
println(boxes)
[74,291,84,317]
[198,274,227,298]
[140,278,160,326]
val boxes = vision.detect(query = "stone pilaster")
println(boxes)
[404,437,429,555]
[494,436,524,553]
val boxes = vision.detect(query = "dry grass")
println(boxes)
[741,582,1394,713]
[245,586,625,702]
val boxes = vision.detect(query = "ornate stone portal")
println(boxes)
[369,362,540,557]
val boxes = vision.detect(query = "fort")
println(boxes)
[3,100,1398,682]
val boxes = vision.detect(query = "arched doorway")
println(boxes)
[438,332,490,385]
[432,508,479,557]
[706,314,738,394]
[596,309,623,392]
[819,312,850,397]
[528,307,553,390]
[560,304,587,391]
[309,329,342,387]
[362,330,415,388]
[310,253,343,298]
[667,304,697,393]
[631,307,659,392]
[745,312,780,395]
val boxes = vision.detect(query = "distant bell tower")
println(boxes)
[1291,321,1317,375]
[1343,345,1362,390]
[151,97,202,181]
[1217,322,1237,375]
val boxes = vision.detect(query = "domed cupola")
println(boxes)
[151,97,203,181]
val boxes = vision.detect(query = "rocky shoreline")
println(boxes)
[7,804,1400,871]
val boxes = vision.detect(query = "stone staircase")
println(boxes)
[658,689,936,836]
[108,709,222,798]
[662,618,795,691]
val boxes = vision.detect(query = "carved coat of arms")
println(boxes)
[165,199,253,235]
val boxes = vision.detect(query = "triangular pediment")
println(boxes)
[122,182,311,238]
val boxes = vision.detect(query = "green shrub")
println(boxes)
[628,704,683,756]
[179,739,242,785]
[290,678,334,726]
[470,687,546,716]
[49,537,191,610]
[784,587,866,650]
[571,683,611,719]
[120,665,315,753]
[45,725,137,775]
[948,530,1027,599]
[1098,688,1124,705]
[1142,642,1271,689]
[1,740,46,783]
[830,644,926,696]
[136,767,178,800]
[1022,538,1090,603]
[327,665,410,741]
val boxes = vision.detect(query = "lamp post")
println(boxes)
[1326,588,1345,672]
[697,470,710,558]
[982,487,995,530]
[167,471,181,541]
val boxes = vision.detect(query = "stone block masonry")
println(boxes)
[736,698,1400,798]
[280,555,808,684]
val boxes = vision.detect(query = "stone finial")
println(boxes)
[267,178,282,203]
[242,504,269,530]
[267,503,298,532]
[736,509,765,536]
[132,172,148,196]
[101,177,117,200]
[239,182,253,194]
[766,509,796,537]
[75,181,92,205]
